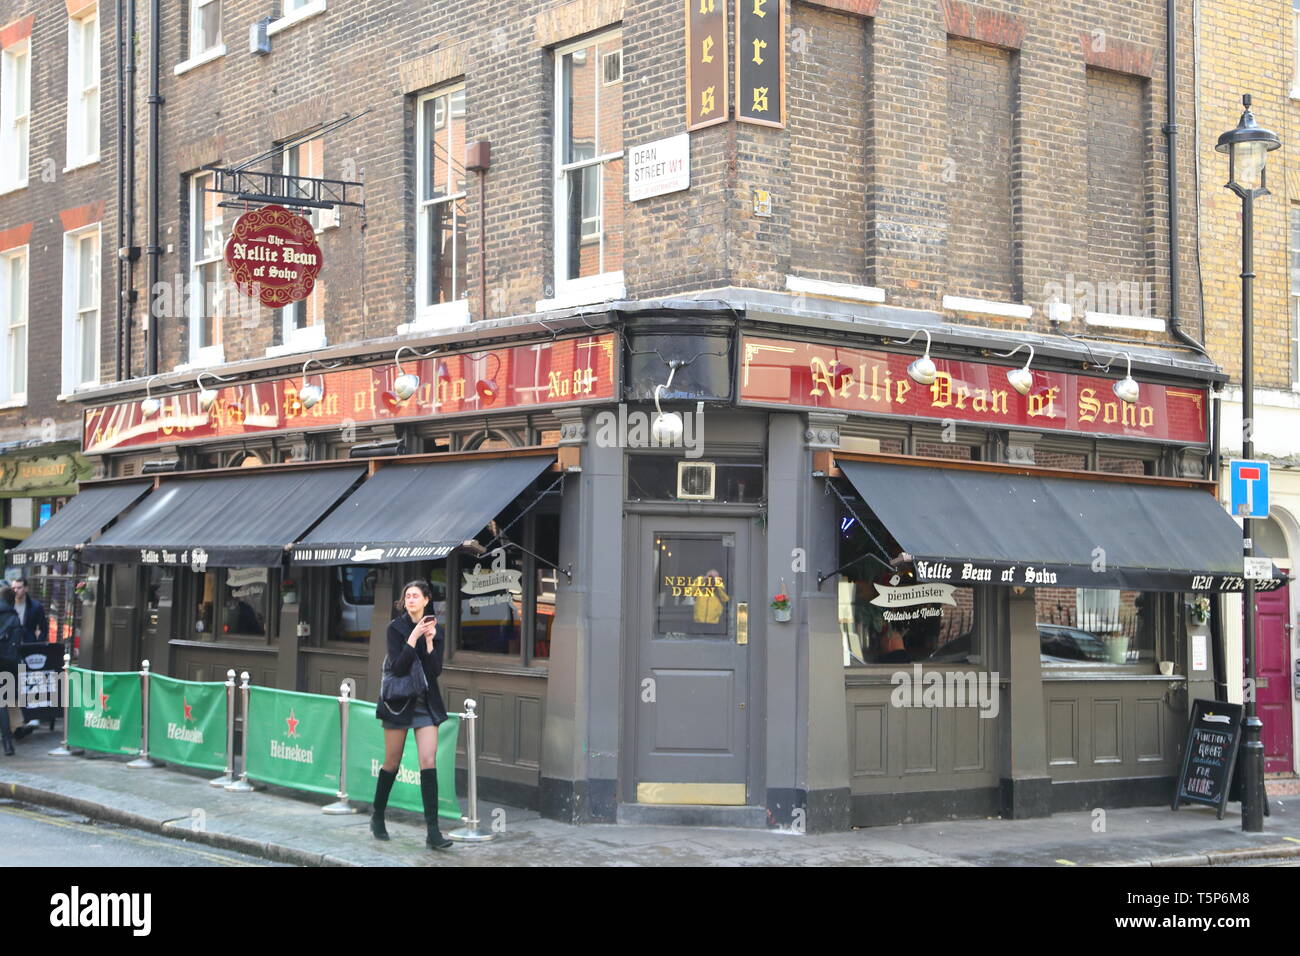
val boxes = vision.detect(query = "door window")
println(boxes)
[653,534,733,638]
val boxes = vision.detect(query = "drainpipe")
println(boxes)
[123,0,138,379]
[145,0,162,375]
[114,0,124,380]
[1166,0,1208,356]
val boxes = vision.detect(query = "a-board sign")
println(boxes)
[1172,699,1244,819]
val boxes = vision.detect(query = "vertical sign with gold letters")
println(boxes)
[736,0,784,127]
[686,0,729,130]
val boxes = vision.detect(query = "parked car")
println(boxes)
[1038,624,1109,663]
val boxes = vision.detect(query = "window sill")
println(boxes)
[0,397,28,409]
[941,295,1032,320]
[267,0,327,36]
[1083,311,1166,333]
[174,348,227,372]
[0,180,28,196]
[399,299,471,334]
[63,154,100,174]
[174,44,227,76]
[785,274,885,304]
[535,273,626,312]
[266,325,327,357]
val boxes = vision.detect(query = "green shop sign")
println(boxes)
[0,450,93,497]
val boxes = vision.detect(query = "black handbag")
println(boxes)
[380,650,428,716]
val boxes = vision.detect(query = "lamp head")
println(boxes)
[393,373,420,401]
[141,396,161,417]
[1216,94,1281,191]
[651,411,684,446]
[299,383,324,409]
[907,355,937,386]
[197,388,218,411]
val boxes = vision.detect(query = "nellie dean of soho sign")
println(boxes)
[629,134,690,202]
[224,204,323,307]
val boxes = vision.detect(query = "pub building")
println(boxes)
[14,300,1285,831]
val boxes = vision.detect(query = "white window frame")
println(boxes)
[267,135,331,356]
[409,84,470,332]
[0,246,28,406]
[188,171,226,367]
[1293,0,1300,99]
[61,224,101,393]
[268,0,327,36]
[176,0,225,74]
[0,40,30,193]
[547,32,625,311]
[65,8,100,170]
[1292,206,1300,389]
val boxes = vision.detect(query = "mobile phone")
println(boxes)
[421,615,437,624]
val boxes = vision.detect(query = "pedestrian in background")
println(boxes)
[10,578,49,643]
[370,579,452,850]
[0,586,24,756]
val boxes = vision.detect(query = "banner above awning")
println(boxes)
[837,460,1286,594]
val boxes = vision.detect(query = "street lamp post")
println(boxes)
[1216,94,1281,833]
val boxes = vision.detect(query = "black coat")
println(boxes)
[13,596,48,643]
[0,601,23,674]
[376,612,448,726]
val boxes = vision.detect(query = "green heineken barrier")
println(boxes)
[65,667,143,757]
[346,701,462,820]
[147,674,228,773]
[245,686,341,797]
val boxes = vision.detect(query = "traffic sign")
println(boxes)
[1229,459,1270,518]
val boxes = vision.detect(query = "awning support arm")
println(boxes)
[500,540,573,585]
[479,471,572,583]
[817,477,898,590]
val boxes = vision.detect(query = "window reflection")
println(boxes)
[653,535,732,638]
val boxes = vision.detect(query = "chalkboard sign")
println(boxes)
[17,642,65,727]
[1172,699,1244,820]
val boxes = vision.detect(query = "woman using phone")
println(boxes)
[371,579,452,849]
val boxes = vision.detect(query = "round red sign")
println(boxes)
[223,204,324,308]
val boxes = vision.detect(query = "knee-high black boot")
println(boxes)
[0,706,14,757]
[371,767,396,840]
[420,768,452,849]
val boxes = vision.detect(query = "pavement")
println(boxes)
[3,725,1300,867]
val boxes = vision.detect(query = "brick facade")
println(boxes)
[1196,0,1295,388]
[0,1,114,447]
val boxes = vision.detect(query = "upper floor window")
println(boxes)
[1,247,27,403]
[277,134,330,351]
[62,225,100,391]
[1293,0,1300,96]
[0,40,30,191]
[414,85,469,327]
[552,32,624,302]
[189,171,225,365]
[189,0,221,60]
[1292,206,1300,387]
[66,7,100,168]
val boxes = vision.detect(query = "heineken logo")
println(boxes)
[270,708,312,763]
[166,696,203,743]
[370,758,418,785]
[84,692,121,731]
[270,739,314,763]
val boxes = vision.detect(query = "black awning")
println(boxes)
[292,455,554,565]
[80,468,366,568]
[9,482,154,566]
[837,460,1285,593]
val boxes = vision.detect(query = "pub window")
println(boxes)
[553,30,624,298]
[837,497,980,666]
[1036,586,1156,666]
[192,567,278,639]
[188,170,225,365]
[328,565,379,643]
[533,512,560,659]
[414,84,469,328]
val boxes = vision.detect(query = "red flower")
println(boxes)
[774,594,787,603]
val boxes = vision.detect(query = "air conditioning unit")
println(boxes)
[677,461,715,500]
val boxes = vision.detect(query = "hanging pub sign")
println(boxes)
[739,335,1209,444]
[686,0,729,130]
[84,334,617,453]
[736,0,784,127]
[224,204,323,307]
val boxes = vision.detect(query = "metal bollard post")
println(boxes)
[225,672,256,793]
[126,660,158,769]
[322,680,358,814]
[210,669,238,787]
[47,658,83,756]
[449,698,496,843]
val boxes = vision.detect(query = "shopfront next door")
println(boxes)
[1256,587,1294,773]
[627,516,758,806]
